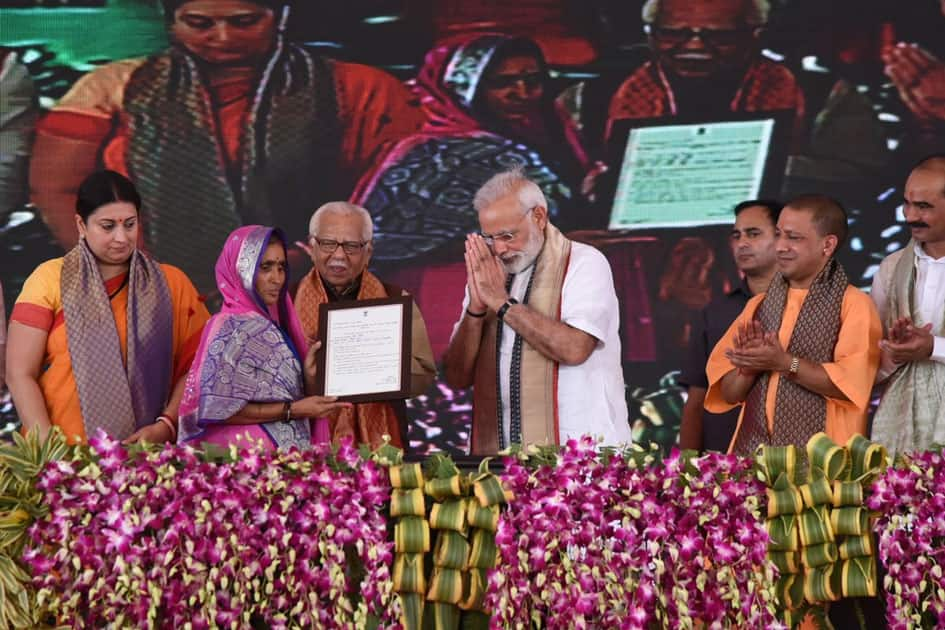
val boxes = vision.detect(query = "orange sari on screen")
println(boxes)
[32,49,423,296]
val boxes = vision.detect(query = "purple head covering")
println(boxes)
[178,225,317,450]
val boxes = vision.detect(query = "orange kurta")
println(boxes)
[705,286,882,451]
[10,259,209,443]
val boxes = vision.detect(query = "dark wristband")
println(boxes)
[497,298,519,321]
[465,308,487,318]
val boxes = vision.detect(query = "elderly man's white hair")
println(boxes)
[473,167,548,214]
[642,0,770,26]
[308,201,373,241]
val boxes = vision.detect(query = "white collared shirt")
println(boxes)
[871,242,945,381]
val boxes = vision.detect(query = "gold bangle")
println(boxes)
[788,355,800,375]
[283,401,292,421]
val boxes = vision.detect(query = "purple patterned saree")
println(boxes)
[178,225,322,450]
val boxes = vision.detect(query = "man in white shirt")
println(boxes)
[870,155,945,454]
[443,168,630,454]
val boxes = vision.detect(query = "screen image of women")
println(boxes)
[28,0,424,299]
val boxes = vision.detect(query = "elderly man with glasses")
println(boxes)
[444,168,631,455]
[293,201,437,451]
[605,0,804,137]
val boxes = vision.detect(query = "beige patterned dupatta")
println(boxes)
[871,242,945,454]
[470,224,571,455]
[60,240,173,439]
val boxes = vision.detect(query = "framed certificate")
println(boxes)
[604,111,793,230]
[314,296,413,403]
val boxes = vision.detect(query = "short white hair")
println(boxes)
[308,201,373,241]
[473,167,548,215]
[642,0,770,26]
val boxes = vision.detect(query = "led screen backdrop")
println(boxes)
[2,0,944,454]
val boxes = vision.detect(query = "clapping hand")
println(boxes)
[726,321,791,374]
[880,316,934,364]
[883,43,945,122]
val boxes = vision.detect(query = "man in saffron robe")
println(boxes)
[705,195,882,454]
[293,202,437,451]
[443,168,631,455]
[28,0,424,297]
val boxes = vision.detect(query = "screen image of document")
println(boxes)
[324,303,404,397]
[609,119,775,229]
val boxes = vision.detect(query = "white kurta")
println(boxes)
[454,242,631,448]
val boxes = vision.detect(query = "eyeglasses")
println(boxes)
[485,72,544,91]
[645,24,749,47]
[311,237,369,255]
[480,207,536,248]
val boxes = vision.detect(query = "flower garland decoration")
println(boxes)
[868,446,945,629]
[23,430,399,629]
[486,436,779,629]
[13,428,942,628]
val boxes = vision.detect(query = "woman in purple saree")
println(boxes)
[178,225,347,450]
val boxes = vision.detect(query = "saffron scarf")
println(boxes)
[732,259,849,455]
[606,58,804,137]
[294,269,405,449]
[61,240,173,439]
[871,242,945,454]
[470,223,571,455]
[178,225,315,450]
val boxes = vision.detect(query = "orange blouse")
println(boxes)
[11,258,209,443]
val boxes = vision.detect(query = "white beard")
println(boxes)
[501,229,544,274]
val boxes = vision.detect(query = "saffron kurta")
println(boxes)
[705,286,882,451]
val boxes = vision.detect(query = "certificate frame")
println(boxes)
[314,296,413,403]
[601,110,793,231]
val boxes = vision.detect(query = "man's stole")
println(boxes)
[470,224,572,455]
[871,242,945,454]
[733,259,849,455]
[295,270,406,449]
[608,58,803,123]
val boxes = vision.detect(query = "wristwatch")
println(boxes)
[497,298,519,321]
[788,355,800,375]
